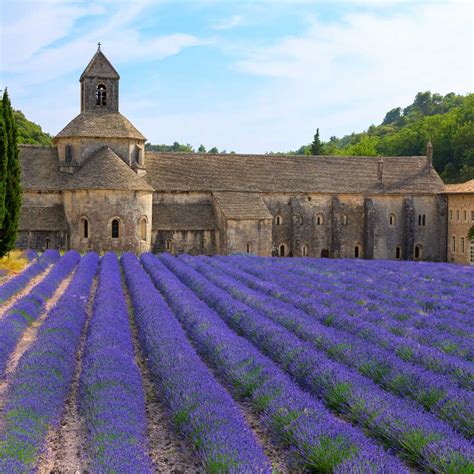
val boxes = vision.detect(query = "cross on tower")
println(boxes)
[97,42,101,51]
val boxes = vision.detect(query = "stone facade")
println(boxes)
[444,180,474,264]
[17,47,453,262]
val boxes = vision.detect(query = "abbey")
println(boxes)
[17,47,448,261]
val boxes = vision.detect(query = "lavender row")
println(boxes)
[0,253,98,473]
[78,253,153,473]
[225,256,474,391]
[0,249,60,305]
[122,253,271,472]
[141,254,407,473]
[0,250,80,379]
[160,254,474,472]
[190,256,473,438]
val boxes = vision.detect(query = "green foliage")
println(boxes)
[467,226,474,241]
[0,90,22,257]
[310,128,323,155]
[198,144,206,153]
[145,141,194,153]
[0,114,7,227]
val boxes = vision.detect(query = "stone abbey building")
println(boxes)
[17,47,449,261]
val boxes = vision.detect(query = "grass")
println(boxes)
[0,250,29,276]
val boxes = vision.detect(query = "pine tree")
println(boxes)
[0,113,7,228]
[310,128,323,155]
[0,89,22,257]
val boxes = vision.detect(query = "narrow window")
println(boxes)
[354,245,360,258]
[464,210,467,222]
[422,214,426,226]
[316,214,324,225]
[414,245,422,260]
[165,239,173,252]
[65,144,73,163]
[389,214,396,226]
[82,218,89,239]
[301,245,308,257]
[395,246,401,259]
[457,210,460,222]
[418,214,422,226]
[341,214,348,226]
[112,219,120,239]
[45,239,50,249]
[140,218,147,241]
[471,210,474,222]
[461,237,465,254]
[246,242,252,254]
[279,244,286,257]
[275,215,282,226]
[450,210,453,221]
[96,84,107,106]
[452,236,456,253]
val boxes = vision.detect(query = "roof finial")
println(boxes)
[97,42,101,51]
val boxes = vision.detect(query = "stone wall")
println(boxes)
[447,193,474,264]
[16,231,67,251]
[64,189,152,253]
[152,230,217,255]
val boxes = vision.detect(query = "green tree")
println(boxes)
[0,90,22,256]
[0,114,7,228]
[310,128,323,155]
[208,147,219,154]
[198,144,206,153]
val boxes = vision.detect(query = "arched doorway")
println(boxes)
[278,244,286,257]
[320,249,329,258]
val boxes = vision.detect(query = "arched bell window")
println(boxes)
[96,84,107,106]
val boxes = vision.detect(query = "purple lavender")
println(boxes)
[122,253,271,473]
[79,253,153,473]
[0,252,98,473]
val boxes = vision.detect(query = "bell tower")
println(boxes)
[80,43,120,113]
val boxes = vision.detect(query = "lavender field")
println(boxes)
[0,252,472,473]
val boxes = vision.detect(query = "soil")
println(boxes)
[36,278,98,474]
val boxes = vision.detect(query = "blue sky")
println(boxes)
[0,0,472,153]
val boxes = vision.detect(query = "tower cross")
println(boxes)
[97,42,101,51]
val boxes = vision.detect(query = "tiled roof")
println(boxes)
[144,153,445,194]
[152,202,216,230]
[66,146,153,191]
[19,205,67,231]
[213,192,272,219]
[444,180,474,193]
[55,112,145,140]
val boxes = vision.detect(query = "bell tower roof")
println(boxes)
[80,44,120,82]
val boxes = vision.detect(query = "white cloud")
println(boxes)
[211,15,243,30]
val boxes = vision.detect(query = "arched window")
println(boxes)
[246,242,252,254]
[316,214,324,225]
[389,214,396,226]
[461,237,465,254]
[278,244,286,257]
[354,245,360,258]
[45,239,50,249]
[165,239,173,252]
[81,217,89,239]
[140,217,147,241]
[341,214,348,226]
[96,84,107,106]
[111,219,120,239]
[65,144,73,163]
[414,244,422,260]
[275,215,282,226]
[422,214,426,226]
[451,236,456,253]
[301,244,308,257]
[418,214,422,226]
[395,246,401,259]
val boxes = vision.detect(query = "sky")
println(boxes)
[0,0,472,153]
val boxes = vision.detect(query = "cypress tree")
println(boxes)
[0,112,7,228]
[310,128,324,155]
[0,89,22,256]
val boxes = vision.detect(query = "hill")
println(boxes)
[280,92,474,183]
[0,100,53,146]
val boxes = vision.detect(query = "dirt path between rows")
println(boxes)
[0,271,76,423]
[37,277,98,473]
[124,283,202,473]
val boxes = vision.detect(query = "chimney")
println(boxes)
[377,157,384,188]
[426,140,433,171]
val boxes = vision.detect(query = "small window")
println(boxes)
[464,210,467,222]
[278,244,286,257]
[450,210,453,221]
[111,219,120,239]
[422,214,426,226]
[165,239,173,252]
[246,242,252,253]
[275,215,282,226]
[456,210,460,222]
[389,214,396,226]
[418,214,422,226]
[301,244,308,257]
[65,144,73,163]
[140,218,147,241]
[96,84,107,106]
[395,246,401,259]
[341,214,348,226]
[354,245,360,258]
[82,218,89,239]
[461,237,465,254]
[45,238,50,249]
[316,214,324,225]
[452,236,456,253]
[414,244,422,260]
